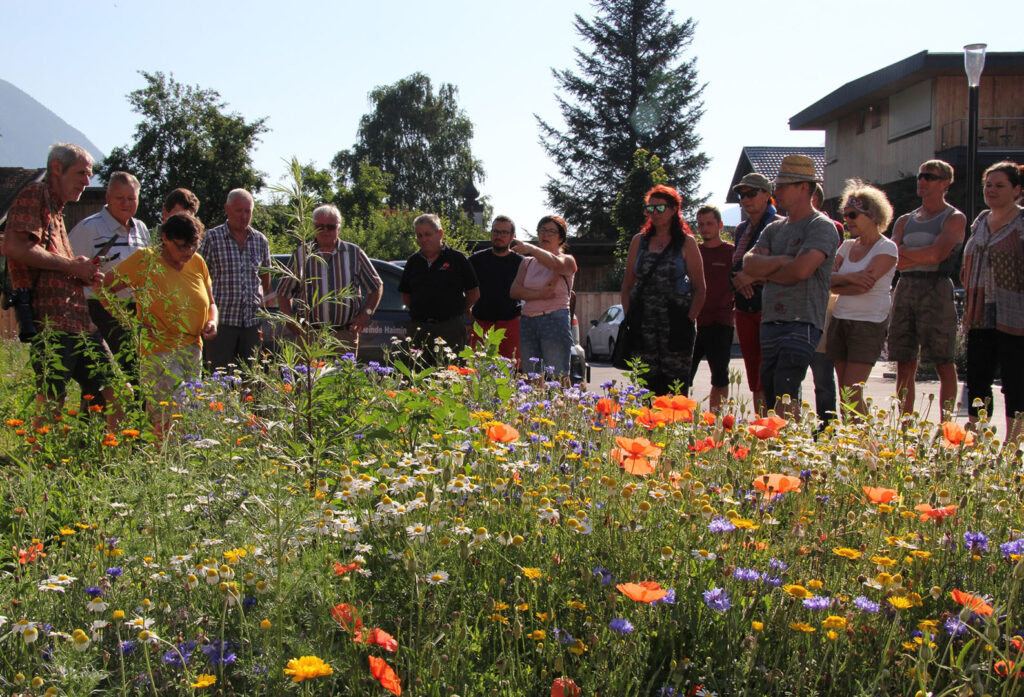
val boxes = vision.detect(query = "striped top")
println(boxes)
[276,239,382,328]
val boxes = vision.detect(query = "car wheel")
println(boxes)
[585,337,593,361]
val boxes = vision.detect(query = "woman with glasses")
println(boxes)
[825,181,897,417]
[619,185,705,396]
[961,161,1024,439]
[729,174,782,414]
[102,213,217,437]
[510,215,577,378]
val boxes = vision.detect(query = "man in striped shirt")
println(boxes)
[276,204,382,356]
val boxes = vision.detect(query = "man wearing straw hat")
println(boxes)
[742,155,838,416]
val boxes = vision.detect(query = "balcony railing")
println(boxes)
[940,117,1024,149]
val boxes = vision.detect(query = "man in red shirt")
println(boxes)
[690,205,735,412]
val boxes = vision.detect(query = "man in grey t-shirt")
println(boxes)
[743,155,838,416]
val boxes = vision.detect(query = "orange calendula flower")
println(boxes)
[611,436,661,476]
[915,503,958,522]
[752,473,801,500]
[486,423,520,443]
[6,419,24,427]
[863,486,899,504]
[369,656,401,695]
[616,581,669,603]
[950,589,993,616]
[284,655,333,683]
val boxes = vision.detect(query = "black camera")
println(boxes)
[2,287,37,343]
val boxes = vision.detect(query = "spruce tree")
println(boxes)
[537,0,707,239]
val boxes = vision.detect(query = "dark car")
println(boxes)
[262,254,409,363]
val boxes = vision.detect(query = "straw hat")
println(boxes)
[774,155,821,184]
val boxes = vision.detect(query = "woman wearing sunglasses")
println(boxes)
[961,161,1024,439]
[825,181,897,417]
[619,185,705,396]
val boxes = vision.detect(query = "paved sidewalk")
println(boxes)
[587,357,1001,424]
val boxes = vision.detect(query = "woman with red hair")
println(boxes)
[620,185,705,395]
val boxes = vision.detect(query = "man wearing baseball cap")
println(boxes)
[742,155,838,417]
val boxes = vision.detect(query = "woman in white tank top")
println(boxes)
[826,181,898,417]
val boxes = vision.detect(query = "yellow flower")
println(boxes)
[191,674,217,688]
[567,600,586,611]
[489,613,509,625]
[283,655,333,683]
[568,638,587,655]
[751,621,764,632]
[493,602,510,612]
[826,630,839,641]
[832,547,862,560]
[783,584,812,599]
[789,622,816,633]
[260,619,272,631]
[871,556,897,568]
[888,596,913,610]
[807,579,824,590]
[516,603,529,612]
[112,610,125,621]
[878,503,894,514]
[528,630,546,641]
[535,612,550,623]
[522,567,542,580]
[732,517,759,530]
[822,616,847,630]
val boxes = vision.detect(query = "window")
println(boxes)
[889,80,931,141]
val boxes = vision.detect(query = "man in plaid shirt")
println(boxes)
[276,204,382,356]
[197,189,271,372]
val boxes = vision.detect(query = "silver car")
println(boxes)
[585,304,624,361]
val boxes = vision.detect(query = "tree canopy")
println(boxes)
[98,71,268,225]
[332,73,484,218]
[537,0,707,239]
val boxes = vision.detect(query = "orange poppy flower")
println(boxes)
[447,365,475,375]
[862,486,899,504]
[652,394,696,422]
[753,415,787,430]
[752,473,802,500]
[701,411,716,426]
[595,398,621,415]
[367,628,398,653]
[994,659,1023,679]
[689,436,718,453]
[611,437,662,476]
[722,414,735,430]
[747,424,778,439]
[331,603,363,638]
[915,503,958,522]
[950,589,993,616]
[368,656,402,696]
[941,421,969,445]
[551,677,581,697]
[486,423,520,443]
[731,445,750,460]
[616,581,669,603]
[333,562,360,576]
[635,407,670,430]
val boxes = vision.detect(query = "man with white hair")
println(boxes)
[197,188,271,371]
[2,143,115,424]
[276,204,382,356]
[70,171,150,379]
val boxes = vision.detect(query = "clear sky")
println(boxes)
[3,0,1018,231]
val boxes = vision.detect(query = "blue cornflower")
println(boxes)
[760,573,783,587]
[84,586,102,597]
[656,687,681,697]
[1000,538,1024,559]
[654,588,676,605]
[119,640,137,656]
[803,596,831,611]
[853,596,880,613]
[202,640,237,666]
[592,567,614,586]
[608,618,634,634]
[551,627,575,645]
[242,596,257,610]
[964,531,989,553]
[703,587,732,613]
[106,567,123,578]
[944,617,969,636]
[768,558,789,572]
[708,516,736,533]
[732,567,760,582]
[163,641,197,667]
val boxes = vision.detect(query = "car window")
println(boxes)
[610,306,622,321]
[375,266,406,312]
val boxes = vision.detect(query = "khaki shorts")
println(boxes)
[886,275,957,363]
[826,317,888,364]
[141,344,202,404]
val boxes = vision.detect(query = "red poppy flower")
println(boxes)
[447,364,476,375]
[747,424,778,439]
[367,628,398,653]
[595,398,620,415]
[701,411,716,426]
[17,542,45,565]
[611,437,661,476]
[941,421,973,446]
[722,414,735,430]
[652,394,696,422]
[331,603,364,639]
[752,473,801,500]
[635,407,670,430]
[730,445,749,460]
[915,503,958,522]
[486,423,520,443]
[753,414,787,430]
[333,561,360,576]
[689,436,718,453]
[616,581,669,603]
[950,589,993,616]
[994,659,1023,678]
[369,656,402,695]
[862,486,899,504]
[551,677,581,697]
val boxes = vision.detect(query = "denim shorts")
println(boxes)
[520,309,571,377]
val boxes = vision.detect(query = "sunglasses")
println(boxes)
[736,189,762,200]
[842,211,862,221]
[917,172,946,182]
[644,204,669,214]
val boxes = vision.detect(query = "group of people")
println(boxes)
[4,143,1022,437]
[621,154,1024,438]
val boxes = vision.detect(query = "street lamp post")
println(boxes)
[964,43,987,225]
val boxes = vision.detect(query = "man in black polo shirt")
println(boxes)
[399,213,479,365]
[470,215,523,367]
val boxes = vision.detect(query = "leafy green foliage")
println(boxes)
[537,0,708,238]
[97,71,268,226]
[333,72,485,218]
[612,149,669,273]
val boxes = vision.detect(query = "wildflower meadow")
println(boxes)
[1,330,1023,697]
